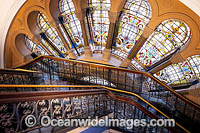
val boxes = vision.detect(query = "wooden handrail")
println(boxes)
[0,90,176,132]
[0,85,190,132]
[12,55,200,110]
[0,89,105,104]
[0,68,38,74]
[106,91,178,132]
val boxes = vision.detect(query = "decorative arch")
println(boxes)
[24,35,48,56]
[23,6,48,38]
[9,29,32,58]
[15,34,32,57]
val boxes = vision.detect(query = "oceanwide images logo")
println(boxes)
[25,115,175,129]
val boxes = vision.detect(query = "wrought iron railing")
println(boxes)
[0,85,184,132]
[0,85,189,132]
[0,69,38,85]
[12,55,200,132]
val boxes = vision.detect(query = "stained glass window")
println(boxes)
[131,59,146,71]
[88,0,111,50]
[24,36,48,56]
[37,13,67,54]
[187,55,200,80]
[154,62,195,85]
[41,39,59,57]
[114,0,152,56]
[136,19,191,67]
[59,0,84,49]
[154,55,200,86]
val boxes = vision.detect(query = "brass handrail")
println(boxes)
[0,84,190,132]
[13,55,200,110]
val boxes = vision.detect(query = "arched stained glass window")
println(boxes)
[41,39,59,57]
[136,19,191,67]
[187,55,200,79]
[88,0,111,50]
[24,36,48,56]
[37,13,67,54]
[154,61,195,85]
[115,0,152,56]
[59,0,84,48]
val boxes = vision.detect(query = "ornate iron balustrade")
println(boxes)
[0,88,178,133]
[11,55,200,132]
[141,77,200,131]
[0,69,38,85]
[0,85,188,132]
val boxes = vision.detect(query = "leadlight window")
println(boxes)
[136,19,191,67]
[37,13,67,54]
[41,39,59,57]
[115,0,152,55]
[24,36,48,55]
[88,0,111,50]
[154,55,200,86]
[59,0,84,48]
[154,62,194,85]
[187,55,200,80]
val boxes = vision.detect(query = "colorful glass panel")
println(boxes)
[41,39,59,57]
[131,59,145,71]
[37,13,67,54]
[24,36,48,56]
[59,0,84,49]
[136,19,191,67]
[154,63,194,85]
[115,0,152,55]
[89,0,110,49]
[187,55,200,80]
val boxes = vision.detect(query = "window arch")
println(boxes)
[135,19,191,67]
[88,0,111,50]
[59,0,84,48]
[114,0,152,57]
[37,13,67,54]
[24,36,48,56]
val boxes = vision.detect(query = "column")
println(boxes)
[103,11,120,62]
[120,26,154,68]
[76,9,93,58]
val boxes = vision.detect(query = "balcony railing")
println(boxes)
[0,85,184,132]
[0,55,197,132]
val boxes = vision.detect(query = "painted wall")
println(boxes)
[0,0,26,68]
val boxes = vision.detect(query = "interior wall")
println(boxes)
[179,0,200,17]
[0,0,26,68]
